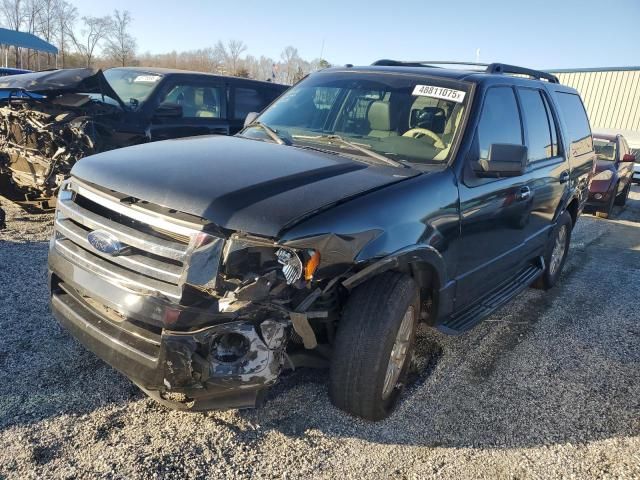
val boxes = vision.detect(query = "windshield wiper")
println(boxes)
[247,122,290,145]
[291,134,405,168]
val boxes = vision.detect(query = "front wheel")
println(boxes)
[533,210,572,290]
[329,271,419,421]
[615,182,630,206]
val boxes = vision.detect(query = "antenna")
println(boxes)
[475,48,481,64]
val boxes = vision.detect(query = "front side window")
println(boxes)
[160,83,223,119]
[593,138,617,162]
[519,88,555,162]
[240,73,470,165]
[555,92,593,157]
[475,87,522,161]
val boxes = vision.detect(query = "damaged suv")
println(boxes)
[49,61,594,420]
[0,67,286,208]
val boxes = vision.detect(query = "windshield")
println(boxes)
[103,69,163,107]
[239,72,469,165]
[594,138,617,162]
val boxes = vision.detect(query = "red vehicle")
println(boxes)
[587,132,635,218]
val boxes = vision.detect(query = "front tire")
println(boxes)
[533,210,572,290]
[595,188,616,219]
[329,271,419,421]
[615,182,630,206]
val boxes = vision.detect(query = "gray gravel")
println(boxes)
[1,190,639,480]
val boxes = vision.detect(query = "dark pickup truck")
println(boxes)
[48,61,594,420]
[0,67,287,208]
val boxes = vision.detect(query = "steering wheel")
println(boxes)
[402,128,445,148]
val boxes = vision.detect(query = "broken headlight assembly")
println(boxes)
[221,235,321,290]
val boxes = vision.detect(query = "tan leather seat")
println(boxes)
[367,101,397,138]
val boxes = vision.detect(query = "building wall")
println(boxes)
[549,68,640,132]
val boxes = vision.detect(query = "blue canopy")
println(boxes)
[0,27,58,54]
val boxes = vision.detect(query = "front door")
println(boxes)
[148,78,230,141]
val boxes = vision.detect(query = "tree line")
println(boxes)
[0,0,330,83]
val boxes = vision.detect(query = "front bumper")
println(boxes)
[49,245,288,411]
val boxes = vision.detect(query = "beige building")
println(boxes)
[548,67,640,151]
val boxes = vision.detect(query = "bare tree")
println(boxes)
[36,0,58,67]
[1,0,25,66]
[69,15,111,67]
[53,0,76,68]
[214,39,247,76]
[280,46,300,84]
[104,9,135,66]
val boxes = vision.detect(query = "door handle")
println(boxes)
[559,171,570,184]
[516,186,531,201]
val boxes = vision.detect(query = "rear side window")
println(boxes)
[475,87,522,161]
[518,88,558,162]
[555,92,593,157]
[234,87,280,120]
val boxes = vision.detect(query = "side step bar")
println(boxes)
[438,257,544,335]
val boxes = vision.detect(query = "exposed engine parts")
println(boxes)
[0,95,124,204]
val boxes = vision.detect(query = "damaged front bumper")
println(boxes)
[49,245,289,411]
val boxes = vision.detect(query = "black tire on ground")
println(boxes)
[614,182,630,206]
[329,271,420,421]
[595,188,616,219]
[533,210,572,290]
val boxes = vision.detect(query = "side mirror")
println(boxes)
[153,102,183,119]
[622,153,636,163]
[476,143,528,177]
[244,111,259,128]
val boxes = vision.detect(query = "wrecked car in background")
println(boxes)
[49,61,594,421]
[0,67,286,209]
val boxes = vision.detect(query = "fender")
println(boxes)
[342,244,456,323]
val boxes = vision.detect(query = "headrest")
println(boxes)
[368,101,391,131]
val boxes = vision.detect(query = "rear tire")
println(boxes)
[533,210,572,290]
[329,271,419,421]
[615,182,630,206]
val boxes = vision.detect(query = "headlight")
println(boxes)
[276,248,321,284]
[592,170,613,181]
[276,248,303,284]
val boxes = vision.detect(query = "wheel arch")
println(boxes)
[341,245,449,323]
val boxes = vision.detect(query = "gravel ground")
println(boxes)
[0,189,639,479]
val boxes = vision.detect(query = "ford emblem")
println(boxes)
[87,230,126,256]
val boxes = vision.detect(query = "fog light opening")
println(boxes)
[211,332,250,363]
[594,193,603,200]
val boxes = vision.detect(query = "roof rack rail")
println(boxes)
[371,59,560,83]
[486,63,559,83]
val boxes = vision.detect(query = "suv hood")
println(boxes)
[0,68,125,107]
[71,135,419,237]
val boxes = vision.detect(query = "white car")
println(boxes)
[634,153,640,184]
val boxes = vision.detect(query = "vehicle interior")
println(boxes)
[251,79,467,164]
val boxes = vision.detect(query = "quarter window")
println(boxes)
[555,92,593,156]
[475,87,523,161]
[518,89,556,162]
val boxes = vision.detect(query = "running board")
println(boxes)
[437,257,544,335]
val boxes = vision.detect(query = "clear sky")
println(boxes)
[77,0,640,69]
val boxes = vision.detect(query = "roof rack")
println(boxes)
[371,60,559,83]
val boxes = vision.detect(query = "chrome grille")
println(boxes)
[53,178,224,302]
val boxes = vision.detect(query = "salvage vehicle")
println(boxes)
[586,131,635,218]
[0,67,286,209]
[48,61,594,420]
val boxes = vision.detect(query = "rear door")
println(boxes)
[148,76,229,141]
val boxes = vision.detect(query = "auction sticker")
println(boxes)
[134,75,161,83]
[412,85,466,103]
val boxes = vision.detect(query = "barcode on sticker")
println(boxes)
[134,75,161,83]
[412,85,466,103]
